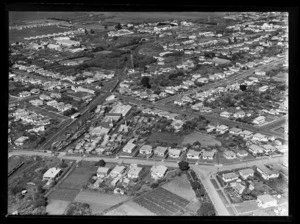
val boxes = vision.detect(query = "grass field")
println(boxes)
[8,156,24,174]
[161,174,197,202]
[216,189,230,206]
[105,200,156,216]
[148,132,184,144]
[210,178,220,190]
[48,188,80,201]
[234,200,259,215]
[73,190,129,214]
[182,132,222,147]
[46,199,71,215]
[133,187,189,215]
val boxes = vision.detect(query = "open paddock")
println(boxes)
[182,132,222,147]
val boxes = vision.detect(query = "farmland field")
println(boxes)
[46,200,71,215]
[73,190,129,214]
[148,132,184,144]
[161,174,197,201]
[105,200,156,216]
[183,132,222,147]
[133,187,189,215]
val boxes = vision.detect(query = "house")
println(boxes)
[256,164,279,180]
[252,133,268,142]
[252,116,266,125]
[111,176,122,187]
[122,139,136,154]
[154,146,168,157]
[275,145,288,153]
[109,165,126,178]
[139,145,153,155]
[109,103,132,117]
[14,136,29,146]
[202,150,216,160]
[96,167,110,178]
[230,182,246,194]
[261,144,276,154]
[29,99,44,106]
[127,164,143,179]
[30,88,40,94]
[258,85,269,92]
[151,164,168,179]
[220,111,232,118]
[222,172,239,182]
[229,127,242,135]
[233,111,246,118]
[254,70,266,76]
[223,150,237,159]
[237,150,249,157]
[216,125,229,134]
[257,194,277,208]
[248,144,264,155]
[187,150,201,160]
[43,167,62,181]
[239,168,254,179]
[19,91,31,97]
[168,148,181,158]
[240,130,253,139]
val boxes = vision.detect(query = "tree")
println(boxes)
[90,29,95,34]
[141,76,151,88]
[33,195,47,208]
[95,159,106,167]
[178,161,190,171]
[115,23,122,30]
[240,84,247,91]
[104,25,108,29]
[60,159,68,168]
[197,202,215,216]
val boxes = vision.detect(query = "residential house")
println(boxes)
[202,150,216,160]
[229,127,242,135]
[139,145,153,155]
[109,165,126,178]
[216,125,229,134]
[239,168,254,179]
[237,150,249,157]
[223,150,237,159]
[122,139,136,154]
[29,99,43,106]
[257,194,277,208]
[252,116,266,125]
[230,182,246,194]
[220,111,232,118]
[30,88,40,94]
[258,85,269,92]
[168,148,182,158]
[261,144,276,154]
[233,111,246,118]
[111,176,122,187]
[96,167,110,178]
[206,124,216,133]
[222,172,239,182]
[187,150,201,160]
[43,167,62,181]
[150,164,168,179]
[19,91,31,97]
[252,133,268,142]
[127,164,143,179]
[14,136,29,146]
[256,164,279,180]
[248,144,264,155]
[240,130,254,139]
[154,146,168,157]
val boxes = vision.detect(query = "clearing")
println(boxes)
[182,132,222,147]
[148,132,184,144]
[73,190,129,214]
[46,199,71,215]
[161,174,197,202]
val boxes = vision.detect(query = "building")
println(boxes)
[239,168,254,179]
[237,150,249,157]
[187,150,201,160]
[139,145,153,155]
[109,165,126,178]
[222,172,239,182]
[14,136,29,146]
[220,111,232,118]
[256,164,279,180]
[127,164,143,179]
[233,111,246,118]
[109,103,132,117]
[252,133,268,142]
[202,150,216,160]
[248,144,264,155]
[168,148,181,158]
[223,150,237,159]
[261,144,276,154]
[258,85,269,92]
[154,146,168,157]
[253,116,266,125]
[151,164,168,179]
[257,194,277,208]
[216,125,229,134]
[230,182,246,194]
[240,130,254,139]
[229,127,242,135]
[97,167,110,178]
[43,167,62,181]
[56,39,80,47]
[122,139,136,154]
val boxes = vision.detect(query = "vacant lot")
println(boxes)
[48,188,80,201]
[234,200,259,215]
[58,166,97,190]
[73,190,129,214]
[148,132,184,144]
[133,187,189,215]
[105,200,156,216]
[161,174,197,202]
[46,199,71,215]
[183,132,221,147]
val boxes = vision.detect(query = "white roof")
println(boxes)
[97,167,110,174]
[151,165,168,174]
[111,165,126,174]
[140,145,153,152]
[43,167,61,178]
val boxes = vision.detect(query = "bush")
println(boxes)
[33,195,47,208]
[178,161,190,171]
[10,185,25,195]
[197,202,215,216]
[95,159,106,167]
[150,182,159,188]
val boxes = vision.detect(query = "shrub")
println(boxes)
[150,182,159,188]
[197,202,215,216]
[33,195,47,208]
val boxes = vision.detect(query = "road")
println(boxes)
[8,149,287,216]
[155,58,285,105]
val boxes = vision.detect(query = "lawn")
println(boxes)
[47,188,80,201]
[105,200,156,216]
[161,174,197,202]
[234,200,259,215]
[216,189,230,206]
[73,190,129,214]
[182,132,221,147]
[148,132,184,144]
[210,178,220,190]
